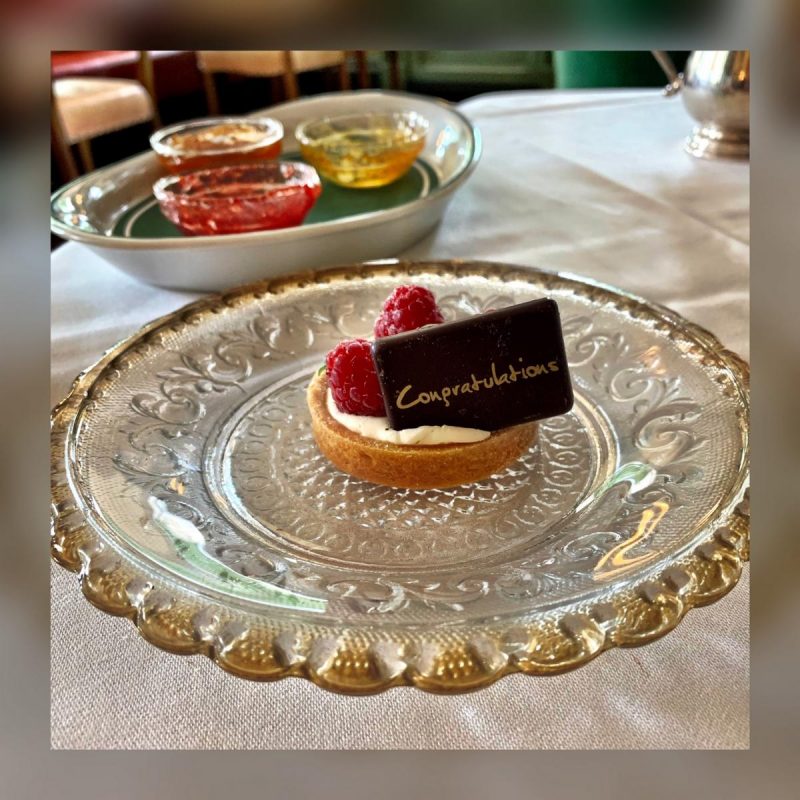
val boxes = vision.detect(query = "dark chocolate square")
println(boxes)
[372,298,574,431]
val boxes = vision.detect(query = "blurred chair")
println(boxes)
[52,51,160,180]
[385,51,401,90]
[196,50,367,113]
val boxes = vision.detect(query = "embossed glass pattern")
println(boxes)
[51,262,749,691]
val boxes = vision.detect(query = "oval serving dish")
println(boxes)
[50,91,481,291]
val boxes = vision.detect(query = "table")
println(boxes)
[51,89,749,749]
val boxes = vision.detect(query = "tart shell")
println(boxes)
[307,370,538,489]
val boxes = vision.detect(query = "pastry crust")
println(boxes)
[307,371,537,489]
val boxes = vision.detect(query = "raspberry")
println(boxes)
[373,285,444,338]
[325,338,386,416]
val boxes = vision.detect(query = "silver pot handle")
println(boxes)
[652,50,683,96]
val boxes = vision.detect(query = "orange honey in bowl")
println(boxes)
[151,117,284,174]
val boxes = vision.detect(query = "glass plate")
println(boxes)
[51,260,750,693]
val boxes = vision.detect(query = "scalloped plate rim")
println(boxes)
[51,259,750,693]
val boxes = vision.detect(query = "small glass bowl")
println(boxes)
[295,111,429,188]
[150,116,284,174]
[153,162,322,236]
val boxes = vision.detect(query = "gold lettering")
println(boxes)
[491,362,509,386]
[396,385,422,409]
[393,357,559,412]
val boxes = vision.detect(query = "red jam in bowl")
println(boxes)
[150,117,284,174]
[153,162,322,236]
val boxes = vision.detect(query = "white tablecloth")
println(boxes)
[51,89,749,749]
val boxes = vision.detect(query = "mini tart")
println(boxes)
[307,371,537,490]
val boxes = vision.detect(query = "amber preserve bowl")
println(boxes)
[150,116,284,173]
[153,162,321,236]
[295,110,429,188]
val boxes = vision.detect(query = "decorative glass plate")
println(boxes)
[51,261,749,693]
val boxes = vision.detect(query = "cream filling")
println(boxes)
[326,389,490,445]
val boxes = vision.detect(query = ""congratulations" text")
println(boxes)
[395,359,561,410]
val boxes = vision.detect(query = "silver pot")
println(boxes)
[653,50,749,160]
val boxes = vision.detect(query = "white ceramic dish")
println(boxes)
[50,91,481,291]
